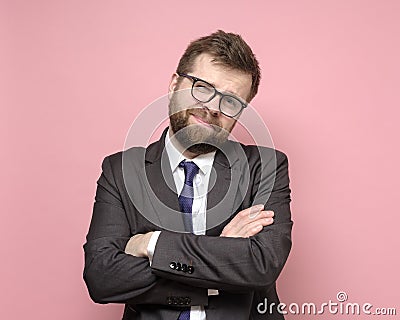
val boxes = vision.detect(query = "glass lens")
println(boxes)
[220,95,243,116]
[192,80,215,102]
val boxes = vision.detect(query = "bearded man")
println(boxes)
[84,30,292,320]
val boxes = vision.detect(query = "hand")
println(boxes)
[220,205,274,238]
[125,232,154,257]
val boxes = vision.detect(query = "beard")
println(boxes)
[169,98,233,155]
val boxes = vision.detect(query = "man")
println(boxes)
[84,30,292,319]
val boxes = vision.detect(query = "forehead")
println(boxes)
[190,53,252,100]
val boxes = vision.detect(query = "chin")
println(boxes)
[187,143,218,154]
[177,129,229,155]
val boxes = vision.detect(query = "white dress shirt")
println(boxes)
[147,129,218,320]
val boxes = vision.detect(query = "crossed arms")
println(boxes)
[83,149,292,305]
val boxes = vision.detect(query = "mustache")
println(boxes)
[187,108,221,127]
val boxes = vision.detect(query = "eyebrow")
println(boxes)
[201,77,244,99]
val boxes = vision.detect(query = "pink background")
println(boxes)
[2,0,399,319]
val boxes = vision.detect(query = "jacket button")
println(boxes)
[187,266,194,274]
[169,262,176,270]
[181,264,188,273]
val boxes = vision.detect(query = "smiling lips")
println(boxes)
[190,113,215,129]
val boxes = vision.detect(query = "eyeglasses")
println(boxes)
[177,72,247,118]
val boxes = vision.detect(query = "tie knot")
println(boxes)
[179,160,199,184]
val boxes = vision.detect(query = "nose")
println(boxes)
[202,96,221,116]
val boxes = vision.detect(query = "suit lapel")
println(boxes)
[145,160,180,212]
[206,141,242,235]
[144,129,186,232]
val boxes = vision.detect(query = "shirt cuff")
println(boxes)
[147,231,161,265]
[208,289,219,296]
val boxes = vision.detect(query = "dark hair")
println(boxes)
[176,30,261,101]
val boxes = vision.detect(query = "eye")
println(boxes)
[224,96,236,106]
[223,95,242,108]
[194,82,214,94]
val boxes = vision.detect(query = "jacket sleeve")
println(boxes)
[83,156,208,305]
[149,150,293,292]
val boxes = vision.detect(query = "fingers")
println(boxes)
[225,210,273,233]
[221,214,274,238]
[248,204,266,219]
[222,208,272,234]
[227,205,269,228]
[240,204,264,219]
[237,216,274,237]
[221,204,274,238]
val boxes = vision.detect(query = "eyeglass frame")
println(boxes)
[177,72,248,118]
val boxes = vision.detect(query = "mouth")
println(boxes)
[189,114,215,129]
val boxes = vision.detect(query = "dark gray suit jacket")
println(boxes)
[83,128,293,319]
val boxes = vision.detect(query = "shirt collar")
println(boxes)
[165,128,216,175]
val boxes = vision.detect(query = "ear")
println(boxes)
[168,73,180,100]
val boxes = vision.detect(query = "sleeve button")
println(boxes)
[181,263,188,273]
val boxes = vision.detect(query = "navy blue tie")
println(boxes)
[177,160,199,320]
[178,160,199,233]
